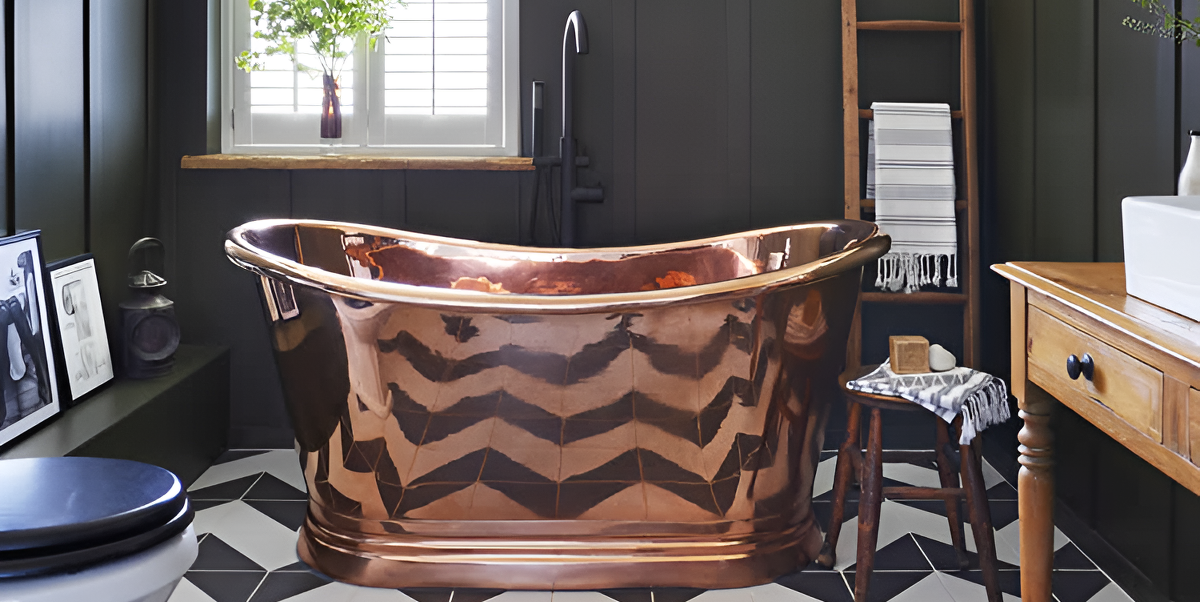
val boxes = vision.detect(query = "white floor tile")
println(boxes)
[189,449,306,493]
[991,519,1069,567]
[886,572,956,602]
[813,457,836,498]
[283,581,359,602]
[745,582,823,602]
[199,500,300,571]
[686,587,755,602]
[882,461,943,489]
[1083,581,1136,602]
[981,459,1006,490]
[934,571,1020,602]
[192,501,238,536]
[165,577,218,602]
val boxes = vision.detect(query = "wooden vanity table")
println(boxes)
[993,262,1200,602]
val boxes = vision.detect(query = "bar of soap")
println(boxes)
[889,335,930,374]
[929,344,956,372]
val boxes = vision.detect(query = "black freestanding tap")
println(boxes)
[560,10,603,247]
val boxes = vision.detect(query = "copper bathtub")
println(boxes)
[224,219,889,590]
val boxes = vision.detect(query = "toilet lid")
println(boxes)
[0,457,193,578]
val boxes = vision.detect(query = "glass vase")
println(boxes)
[320,73,342,150]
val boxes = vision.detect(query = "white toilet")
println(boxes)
[0,457,198,602]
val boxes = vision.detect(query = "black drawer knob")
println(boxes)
[1080,353,1094,381]
[1066,353,1095,381]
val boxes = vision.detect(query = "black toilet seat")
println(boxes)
[0,457,194,578]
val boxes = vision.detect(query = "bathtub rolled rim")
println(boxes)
[224,218,890,313]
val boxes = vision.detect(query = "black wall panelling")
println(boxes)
[14,0,85,260]
[89,0,148,353]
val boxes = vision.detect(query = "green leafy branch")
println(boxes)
[1124,0,1200,45]
[236,0,402,77]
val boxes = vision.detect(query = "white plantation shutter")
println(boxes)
[223,0,518,155]
[384,0,488,116]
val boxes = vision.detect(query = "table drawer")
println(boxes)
[1027,306,1163,441]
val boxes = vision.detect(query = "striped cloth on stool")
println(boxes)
[869,102,957,293]
[847,362,1009,444]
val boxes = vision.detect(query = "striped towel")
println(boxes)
[847,362,1009,444]
[869,102,957,293]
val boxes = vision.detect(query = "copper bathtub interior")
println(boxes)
[225,219,889,590]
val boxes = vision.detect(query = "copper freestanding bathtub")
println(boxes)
[224,219,889,590]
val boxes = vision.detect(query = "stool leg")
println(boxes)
[935,418,969,569]
[962,435,1002,602]
[817,401,862,567]
[854,408,884,602]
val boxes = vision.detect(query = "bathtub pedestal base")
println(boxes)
[297,514,823,590]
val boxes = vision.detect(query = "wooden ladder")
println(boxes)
[841,0,981,371]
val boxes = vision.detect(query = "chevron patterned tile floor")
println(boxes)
[169,449,1135,602]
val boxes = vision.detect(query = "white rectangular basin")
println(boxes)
[1122,196,1200,321]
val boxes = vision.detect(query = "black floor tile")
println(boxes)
[189,474,263,501]
[443,590,506,602]
[186,571,266,602]
[986,500,1019,530]
[1054,543,1099,570]
[597,588,653,602]
[841,571,931,602]
[650,588,705,602]
[190,535,266,571]
[813,499,860,532]
[775,570,853,602]
[1052,570,1113,602]
[985,481,1017,501]
[249,571,332,602]
[275,560,321,573]
[912,533,1019,573]
[845,535,934,572]
[215,450,272,465]
[246,500,308,531]
[244,473,307,500]
[192,499,229,512]
[398,588,454,602]
[938,569,1022,598]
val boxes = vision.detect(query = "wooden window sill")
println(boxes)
[180,154,535,171]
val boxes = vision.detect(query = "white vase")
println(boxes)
[1180,130,1200,195]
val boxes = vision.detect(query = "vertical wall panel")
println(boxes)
[14,0,85,260]
[610,0,637,245]
[725,0,750,225]
[635,0,742,243]
[1095,0,1174,262]
[1033,0,1095,261]
[290,171,405,229]
[748,0,841,228]
[89,0,147,355]
[987,0,1034,261]
[405,171,521,244]
[175,169,292,447]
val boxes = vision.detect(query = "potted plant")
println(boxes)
[1124,0,1200,43]
[236,0,398,146]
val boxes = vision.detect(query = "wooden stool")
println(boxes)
[817,370,1002,602]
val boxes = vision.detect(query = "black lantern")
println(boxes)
[119,238,179,379]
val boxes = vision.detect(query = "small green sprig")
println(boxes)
[1124,0,1200,45]
[236,0,402,77]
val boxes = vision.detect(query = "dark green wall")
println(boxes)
[988,0,1199,599]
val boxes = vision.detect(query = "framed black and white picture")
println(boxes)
[0,231,60,449]
[48,255,113,402]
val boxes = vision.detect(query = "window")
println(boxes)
[221,0,519,156]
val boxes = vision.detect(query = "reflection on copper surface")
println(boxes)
[225,219,889,590]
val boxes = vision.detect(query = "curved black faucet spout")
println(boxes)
[560,10,596,247]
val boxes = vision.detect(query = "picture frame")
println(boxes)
[0,230,61,449]
[47,254,113,403]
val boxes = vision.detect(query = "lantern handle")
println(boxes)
[127,237,166,285]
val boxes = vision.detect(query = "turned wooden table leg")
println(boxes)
[1018,386,1055,602]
